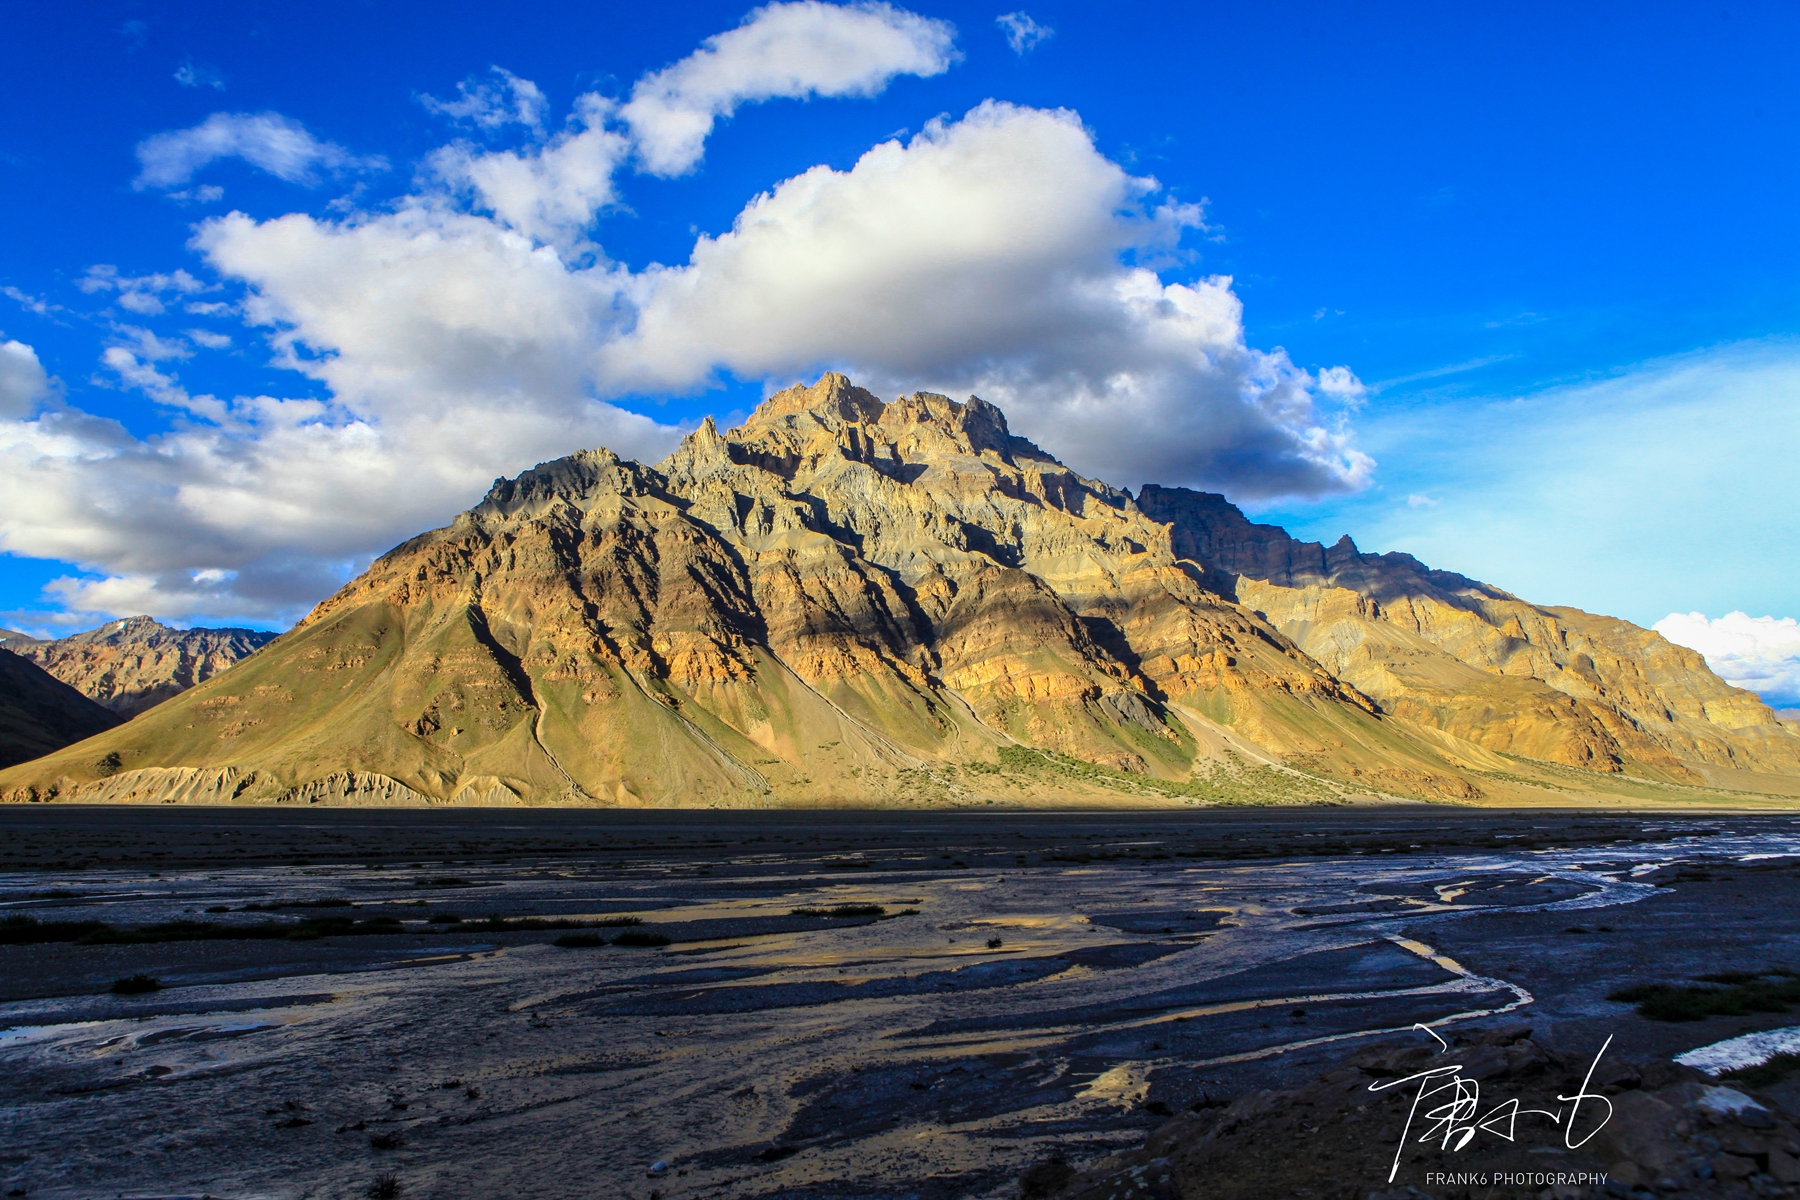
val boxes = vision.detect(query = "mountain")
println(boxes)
[0,617,275,719]
[2,374,1795,807]
[0,648,122,770]
[1134,488,1800,792]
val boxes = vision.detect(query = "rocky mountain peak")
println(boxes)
[717,375,1066,497]
[747,371,886,428]
[83,615,167,642]
[46,614,270,648]
[468,447,663,523]
[869,390,1029,461]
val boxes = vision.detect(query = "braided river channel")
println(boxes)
[3,806,1799,1198]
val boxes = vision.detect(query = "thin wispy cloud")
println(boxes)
[134,112,387,190]
[1368,354,1514,392]
[419,67,547,130]
[1341,339,1800,630]
[4,286,63,317]
[174,60,225,90]
[996,11,1053,55]
[78,265,209,316]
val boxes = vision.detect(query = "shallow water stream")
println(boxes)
[3,811,1797,1198]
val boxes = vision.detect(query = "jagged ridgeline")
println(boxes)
[5,374,1797,807]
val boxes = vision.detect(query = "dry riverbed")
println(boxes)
[2,806,1799,1199]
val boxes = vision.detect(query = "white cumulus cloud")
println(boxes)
[621,0,958,176]
[1655,611,1800,707]
[134,112,387,190]
[0,340,51,419]
[605,101,1368,496]
[0,352,679,625]
[427,94,631,248]
[8,2,1370,626]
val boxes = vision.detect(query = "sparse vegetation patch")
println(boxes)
[611,929,672,947]
[993,744,1343,806]
[1,911,630,946]
[553,932,607,948]
[1608,969,1800,1021]
[790,903,886,917]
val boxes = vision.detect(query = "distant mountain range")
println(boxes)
[1,617,274,720]
[3,375,1795,807]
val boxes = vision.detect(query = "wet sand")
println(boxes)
[3,806,1799,1198]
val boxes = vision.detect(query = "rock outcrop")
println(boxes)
[2,375,1795,806]
[0,648,121,769]
[0,617,275,719]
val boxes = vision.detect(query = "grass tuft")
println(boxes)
[109,973,161,995]
[553,932,608,948]
[2,914,109,944]
[1608,970,1800,1021]
[1695,970,1766,985]
[611,929,672,947]
[790,904,886,918]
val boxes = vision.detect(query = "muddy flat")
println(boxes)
[3,806,1799,1199]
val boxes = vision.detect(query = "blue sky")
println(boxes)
[2,1,1796,700]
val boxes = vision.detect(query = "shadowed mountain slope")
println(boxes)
[0,649,122,770]
[3,375,1795,806]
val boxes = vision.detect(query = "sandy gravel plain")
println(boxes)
[3,806,1800,1199]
